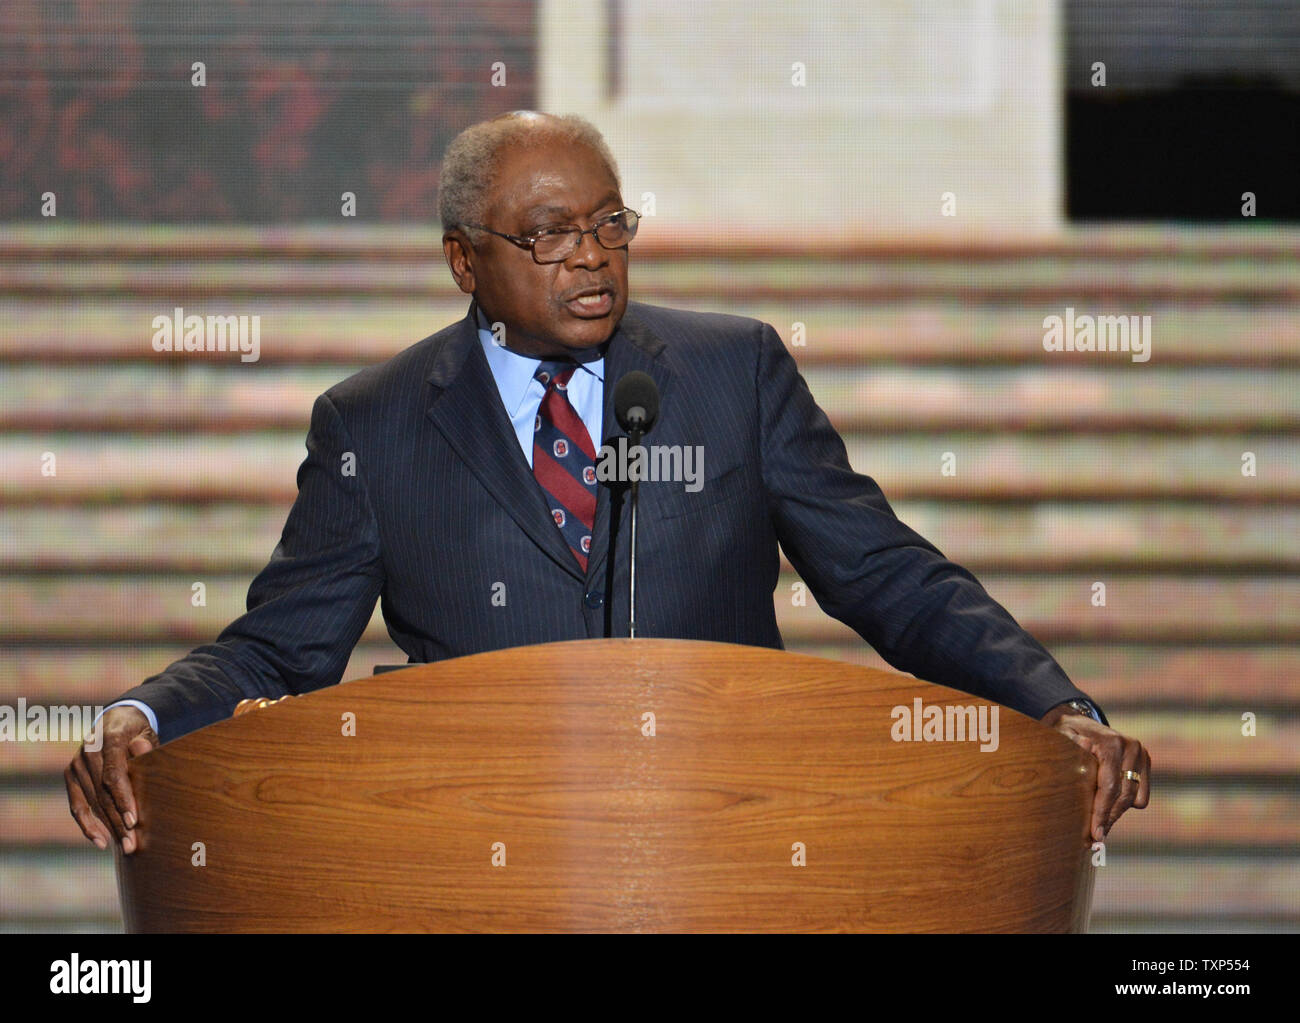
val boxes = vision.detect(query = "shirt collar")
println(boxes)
[474,302,605,418]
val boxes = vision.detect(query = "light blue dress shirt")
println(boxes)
[100,309,606,736]
[473,307,605,468]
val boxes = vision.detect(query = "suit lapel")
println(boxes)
[424,301,585,583]
[584,304,672,591]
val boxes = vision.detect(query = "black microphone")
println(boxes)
[614,371,659,436]
[613,372,659,638]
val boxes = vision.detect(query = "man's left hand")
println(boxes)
[1040,705,1151,842]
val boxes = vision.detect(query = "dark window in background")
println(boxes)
[0,0,537,222]
[1066,0,1300,220]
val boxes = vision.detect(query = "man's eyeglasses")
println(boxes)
[459,208,640,264]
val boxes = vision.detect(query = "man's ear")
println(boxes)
[442,231,476,295]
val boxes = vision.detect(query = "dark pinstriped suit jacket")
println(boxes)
[119,299,1103,742]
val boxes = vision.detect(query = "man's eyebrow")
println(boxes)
[524,204,567,218]
[524,193,622,221]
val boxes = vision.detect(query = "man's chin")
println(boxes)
[554,308,623,350]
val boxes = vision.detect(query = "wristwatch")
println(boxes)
[1058,698,1100,721]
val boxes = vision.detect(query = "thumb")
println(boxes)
[1059,724,1098,755]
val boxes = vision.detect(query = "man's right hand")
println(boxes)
[65,707,159,854]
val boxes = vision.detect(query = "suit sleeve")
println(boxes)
[755,321,1106,723]
[113,392,386,743]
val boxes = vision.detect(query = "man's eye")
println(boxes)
[531,225,571,237]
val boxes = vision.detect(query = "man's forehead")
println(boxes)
[493,141,615,187]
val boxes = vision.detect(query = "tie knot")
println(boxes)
[535,360,578,389]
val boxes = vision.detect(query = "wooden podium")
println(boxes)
[114,639,1097,932]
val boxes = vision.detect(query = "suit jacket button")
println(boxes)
[584,590,604,609]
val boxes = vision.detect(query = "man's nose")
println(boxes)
[567,228,609,269]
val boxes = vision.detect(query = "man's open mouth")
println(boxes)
[564,287,614,317]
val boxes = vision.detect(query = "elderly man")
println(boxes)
[68,110,1150,858]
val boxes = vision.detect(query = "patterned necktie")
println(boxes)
[532,359,598,571]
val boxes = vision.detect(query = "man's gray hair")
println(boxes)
[438,111,621,243]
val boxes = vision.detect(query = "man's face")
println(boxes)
[444,137,630,359]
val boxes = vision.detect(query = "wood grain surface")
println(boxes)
[115,638,1097,932]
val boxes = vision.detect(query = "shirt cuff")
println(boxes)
[95,700,159,736]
